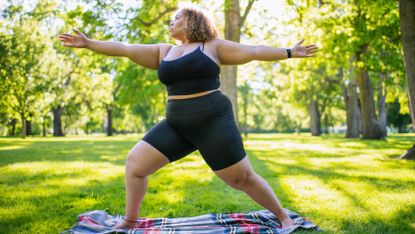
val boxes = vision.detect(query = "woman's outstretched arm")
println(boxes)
[59,29,171,70]
[215,39,318,65]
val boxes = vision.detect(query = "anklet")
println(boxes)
[123,217,137,223]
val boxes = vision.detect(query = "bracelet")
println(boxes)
[123,217,137,223]
[286,48,292,58]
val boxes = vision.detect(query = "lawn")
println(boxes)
[0,133,414,233]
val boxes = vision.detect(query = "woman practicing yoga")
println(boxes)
[59,6,318,230]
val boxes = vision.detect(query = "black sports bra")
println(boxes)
[158,43,220,95]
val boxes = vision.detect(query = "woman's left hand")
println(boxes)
[291,39,318,58]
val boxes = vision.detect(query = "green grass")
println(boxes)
[0,133,414,233]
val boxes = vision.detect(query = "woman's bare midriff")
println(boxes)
[168,89,220,100]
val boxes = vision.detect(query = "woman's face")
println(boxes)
[169,10,187,40]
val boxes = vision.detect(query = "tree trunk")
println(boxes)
[242,92,248,137]
[26,119,32,136]
[296,122,302,134]
[240,81,249,137]
[52,106,64,136]
[399,0,415,133]
[357,68,382,139]
[42,117,46,137]
[222,66,238,123]
[323,114,329,134]
[223,0,241,125]
[399,144,415,160]
[343,81,361,138]
[339,66,360,138]
[357,101,362,134]
[398,124,405,133]
[107,106,113,136]
[20,114,26,139]
[310,99,321,136]
[378,73,388,138]
[243,100,248,137]
[10,118,17,136]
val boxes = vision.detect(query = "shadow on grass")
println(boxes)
[145,149,323,232]
[267,159,414,192]
[246,134,414,151]
[0,137,136,232]
[141,154,258,218]
[0,173,125,233]
[256,152,415,233]
[0,169,85,186]
[246,149,323,234]
[1,135,414,233]
[334,186,415,233]
[0,138,139,166]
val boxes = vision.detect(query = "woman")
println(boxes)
[59,6,318,230]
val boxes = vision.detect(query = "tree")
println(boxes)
[238,81,250,136]
[0,4,49,138]
[387,99,411,133]
[340,66,361,138]
[222,0,255,126]
[115,0,178,130]
[55,1,121,136]
[398,0,415,159]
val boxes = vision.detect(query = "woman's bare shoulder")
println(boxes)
[206,38,225,46]
[206,39,233,51]
[158,43,174,52]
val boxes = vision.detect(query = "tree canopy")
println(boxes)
[0,0,412,138]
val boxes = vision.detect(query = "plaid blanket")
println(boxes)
[63,209,321,234]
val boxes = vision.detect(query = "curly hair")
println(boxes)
[180,7,220,42]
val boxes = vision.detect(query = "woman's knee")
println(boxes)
[125,152,148,178]
[228,171,256,190]
[125,141,169,178]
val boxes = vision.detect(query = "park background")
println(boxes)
[1,0,414,233]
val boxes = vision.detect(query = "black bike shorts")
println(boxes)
[142,90,246,171]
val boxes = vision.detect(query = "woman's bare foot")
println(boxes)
[114,220,138,229]
[280,217,295,228]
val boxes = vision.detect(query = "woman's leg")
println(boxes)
[116,119,196,229]
[214,156,294,228]
[115,140,170,228]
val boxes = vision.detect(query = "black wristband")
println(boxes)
[286,48,292,58]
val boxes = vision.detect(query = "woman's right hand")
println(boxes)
[59,28,89,48]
